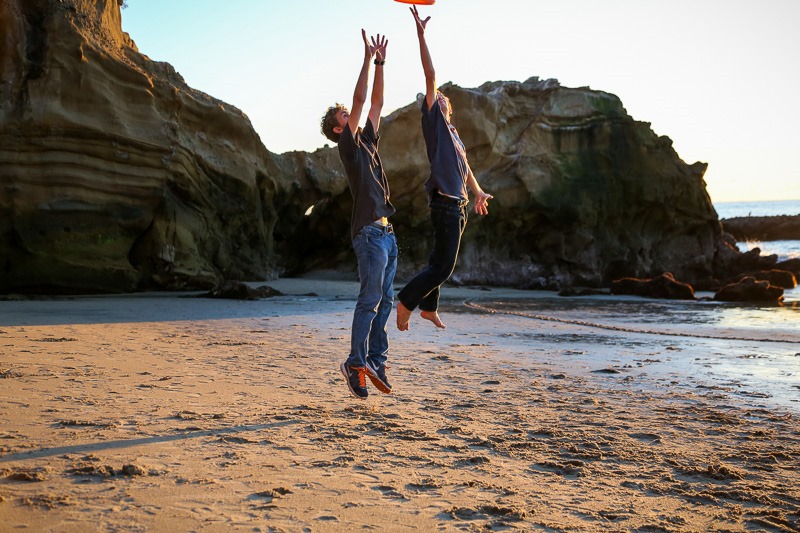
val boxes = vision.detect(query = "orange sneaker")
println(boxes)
[340,362,368,399]
[366,361,392,394]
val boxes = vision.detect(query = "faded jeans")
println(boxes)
[346,224,398,369]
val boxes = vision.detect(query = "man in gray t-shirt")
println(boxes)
[396,6,493,332]
[320,30,396,400]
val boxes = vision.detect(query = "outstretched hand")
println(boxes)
[473,191,494,216]
[410,5,431,34]
[362,30,388,61]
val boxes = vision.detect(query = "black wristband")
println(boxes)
[374,59,385,66]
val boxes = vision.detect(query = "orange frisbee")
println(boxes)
[394,0,435,5]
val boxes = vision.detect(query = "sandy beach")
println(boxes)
[1,274,798,532]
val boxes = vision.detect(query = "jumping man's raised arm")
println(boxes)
[367,34,388,131]
[410,6,436,110]
[347,30,381,136]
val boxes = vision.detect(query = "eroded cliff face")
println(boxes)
[1,0,278,292]
[1,0,742,294]
[292,80,729,289]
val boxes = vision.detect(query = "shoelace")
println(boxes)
[356,367,367,388]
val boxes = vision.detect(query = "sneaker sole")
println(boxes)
[340,362,368,399]
[365,363,392,394]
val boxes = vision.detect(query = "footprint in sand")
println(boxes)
[443,505,527,522]
[405,479,442,494]
[372,485,406,500]
[532,460,586,477]
[627,432,662,444]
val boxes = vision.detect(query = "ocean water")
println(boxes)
[472,296,800,413]
[714,199,800,219]
[713,199,800,262]
[471,199,799,413]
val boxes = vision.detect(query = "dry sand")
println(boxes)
[0,274,798,532]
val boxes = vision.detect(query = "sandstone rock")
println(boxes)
[610,272,696,300]
[0,0,780,294]
[1,0,278,293]
[714,277,784,304]
[297,80,727,290]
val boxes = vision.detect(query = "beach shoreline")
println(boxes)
[1,274,798,531]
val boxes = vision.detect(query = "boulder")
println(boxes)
[732,270,797,289]
[200,281,281,300]
[609,272,696,300]
[776,258,800,278]
[711,246,779,286]
[713,277,784,304]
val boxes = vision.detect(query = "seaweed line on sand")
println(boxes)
[464,300,800,344]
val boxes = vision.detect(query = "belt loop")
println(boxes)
[370,222,393,234]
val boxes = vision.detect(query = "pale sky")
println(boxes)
[121,0,800,203]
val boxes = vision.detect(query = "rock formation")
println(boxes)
[1,0,279,293]
[721,215,800,241]
[728,269,797,290]
[714,277,784,304]
[610,272,696,300]
[299,81,726,290]
[376,82,726,288]
[776,258,800,278]
[0,0,770,295]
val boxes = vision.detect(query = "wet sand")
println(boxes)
[1,275,798,531]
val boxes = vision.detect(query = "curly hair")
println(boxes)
[320,103,348,143]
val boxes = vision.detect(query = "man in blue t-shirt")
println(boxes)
[396,6,493,332]
[320,30,397,400]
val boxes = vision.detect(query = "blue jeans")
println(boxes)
[397,196,468,312]
[346,224,398,369]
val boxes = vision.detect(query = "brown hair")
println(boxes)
[437,91,453,116]
[320,103,348,143]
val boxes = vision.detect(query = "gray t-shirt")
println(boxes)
[338,119,395,240]
[421,99,470,201]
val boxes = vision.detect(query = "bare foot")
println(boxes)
[396,302,411,331]
[420,310,446,329]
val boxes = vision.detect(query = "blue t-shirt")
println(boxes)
[420,99,470,200]
[338,119,395,240]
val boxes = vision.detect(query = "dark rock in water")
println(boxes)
[712,247,779,286]
[200,281,282,300]
[610,272,696,300]
[721,215,800,241]
[776,258,800,278]
[731,270,797,289]
[714,277,784,304]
